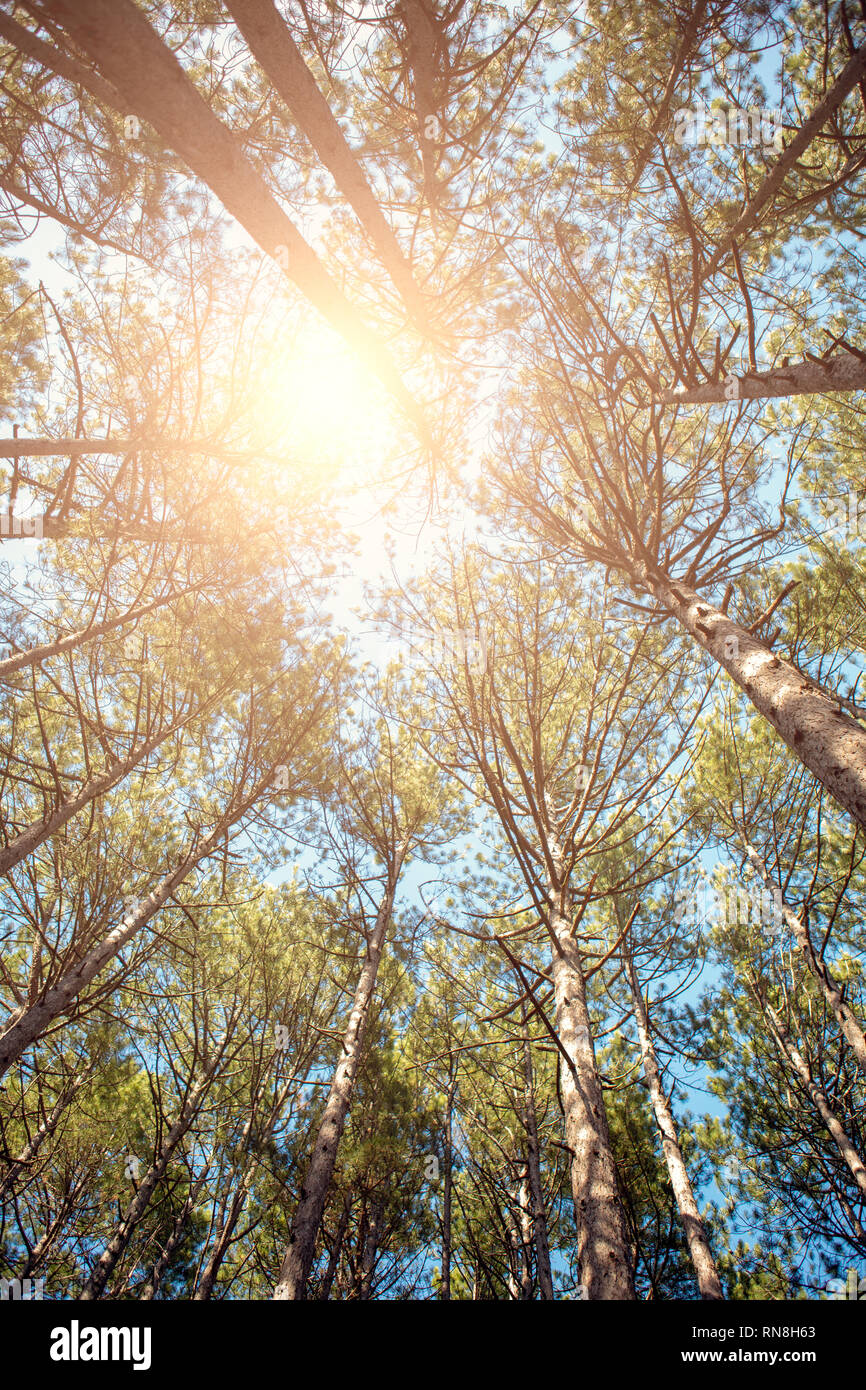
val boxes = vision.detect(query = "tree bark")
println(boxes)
[758,986,866,1199]
[520,1008,554,1298]
[625,947,724,1299]
[742,841,866,1078]
[272,872,400,1299]
[549,889,635,1299]
[34,0,424,430]
[638,567,866,834]
[81,1062,219,1299]
[657,351,866,404]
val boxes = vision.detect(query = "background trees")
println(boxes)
[1,0,864,1302]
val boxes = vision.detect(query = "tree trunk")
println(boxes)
[192,1168,252,1301]
[441,1067,454,1300]
[701,43,866,280]
[139,1186,203,1300]
[0,579,205,681]
[625,947,724,1299]
[0,437,234,457]
[758,987,866,1199]
[81,1062,218,1299]
[0,802,251,1076]
[272,873,399,1299]
[36,0,423,429]
[520,1012,555,1299]
[741,841,866,1077]
[657,351,866,405]
[0,718,188,877]
[358,1194,384,1300]
[0,1061,95,1201]
[639,567,866,833]
[319,1194,351,1301]
[225,0,425,324]
[549,889,635,1299]
[517,1165,533,1299]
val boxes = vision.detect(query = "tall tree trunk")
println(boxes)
[636,567,866,833]
[625,946,724,1300]
[0,714,193,877]
[549,886,635,1299]
[0,578,206,681]
[319,1194,351,1301]
[139,1186,203,1300]
[0,764,276,1076]
[225,0,425,324]
[358,1194,384,1300]
[441,1064,454,1300]
[505,1176,524,1299]
[273,872,400,1299]
[81,1061,218,1299]
[520,1010,555,1299]
[742,841,866,1078]
[657,350,866,405]
[0,1060,95,1201]
[701,42,866,280]
[517,1165,533,1299]
[755,983,866,1199]
[192,1167,253,1301]
[36,0,423,429]
[194,1073,293,1299]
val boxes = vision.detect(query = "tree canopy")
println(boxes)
[1,0,865,1311]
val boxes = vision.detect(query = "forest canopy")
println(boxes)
[1,0,865,1307]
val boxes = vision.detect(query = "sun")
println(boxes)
[239,319,431,589]
[246,322,401,477]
